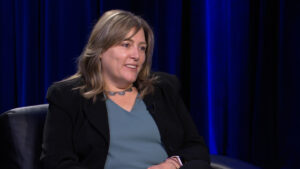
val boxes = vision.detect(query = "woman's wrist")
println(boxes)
[170,156,184,166]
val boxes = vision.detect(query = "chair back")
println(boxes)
[0,104,48,169]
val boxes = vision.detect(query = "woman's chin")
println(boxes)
[126,77,137,84]
[121,73,138,84]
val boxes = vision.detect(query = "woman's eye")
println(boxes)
[121,43,130,48]
[140,46,146,51]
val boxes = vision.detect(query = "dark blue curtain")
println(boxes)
[1,0,299,168]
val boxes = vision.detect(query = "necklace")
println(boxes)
[105,86,133,96]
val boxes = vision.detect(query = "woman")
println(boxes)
[41,9,212,169]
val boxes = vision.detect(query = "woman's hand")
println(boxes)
[148,158,181,169]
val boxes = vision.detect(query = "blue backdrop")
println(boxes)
[1,0,299,168]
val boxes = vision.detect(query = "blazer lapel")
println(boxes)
[143,92,168,144]
[83,93,109,143]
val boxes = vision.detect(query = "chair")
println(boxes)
[0,104,48,169]
[210,155,260,169]
[0,104,260,169]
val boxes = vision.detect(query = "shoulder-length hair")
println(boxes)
[66,9,156,101]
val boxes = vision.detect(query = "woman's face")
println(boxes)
[100,28,147,88]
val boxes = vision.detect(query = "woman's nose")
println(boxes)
[130,46,140,60]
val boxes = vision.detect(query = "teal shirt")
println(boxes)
[104,96,168,169]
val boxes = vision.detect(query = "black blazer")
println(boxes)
[41,72,211,169]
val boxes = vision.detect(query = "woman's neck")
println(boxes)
[104,81,133,92]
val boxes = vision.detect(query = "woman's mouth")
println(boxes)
[125,64,137,69]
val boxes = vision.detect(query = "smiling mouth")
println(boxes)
[125,65,137,69]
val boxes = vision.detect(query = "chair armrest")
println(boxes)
[210,155,260,169]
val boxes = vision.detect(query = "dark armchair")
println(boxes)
[0,104,47,169]
[0,105,260,169]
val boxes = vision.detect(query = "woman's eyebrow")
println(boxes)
[123,39,147,45]
[139,42,147,45]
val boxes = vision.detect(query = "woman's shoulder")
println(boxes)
[152,72,181,93]
[48,77,83,91]
[46,77,84,102]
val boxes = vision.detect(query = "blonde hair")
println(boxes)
[66,9,156,101]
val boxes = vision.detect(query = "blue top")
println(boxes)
[104,96,168,169]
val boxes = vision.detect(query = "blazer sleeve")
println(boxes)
[41,83,88,169]
[174,95,211,164]
[156,72,211,166]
